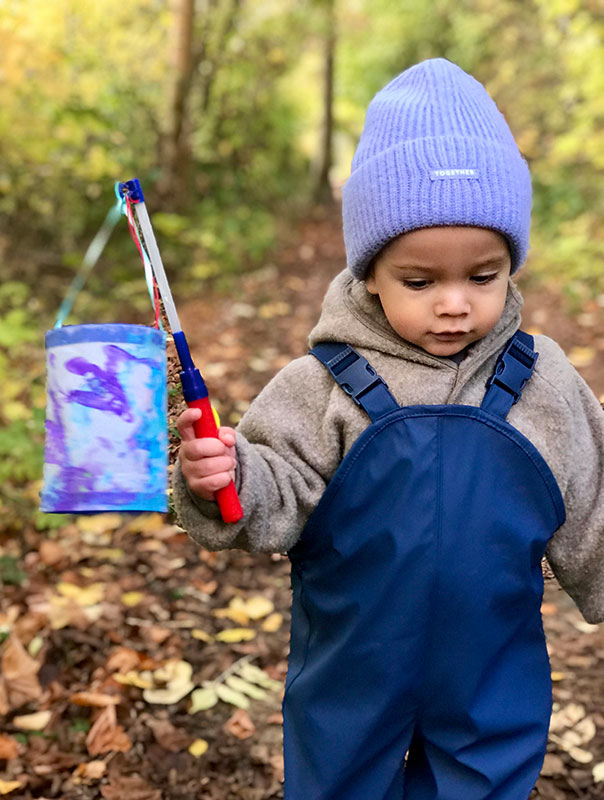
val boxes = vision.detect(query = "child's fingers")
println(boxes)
[185,454,236,479]
[186,470,236,501]
[217,426,236,447]
[176,407,202,442]
[180,435,231,462]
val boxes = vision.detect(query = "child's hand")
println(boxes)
[177,408,237,502]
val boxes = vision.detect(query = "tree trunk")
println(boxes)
[313,0,336,205]
[160,0,195,207]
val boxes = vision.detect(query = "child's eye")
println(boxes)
[471,272,498,285]
[403,279,430,290]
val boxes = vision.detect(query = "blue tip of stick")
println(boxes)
[118,178,145,204]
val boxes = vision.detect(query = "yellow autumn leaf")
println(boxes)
[189,687,219,713]
[567,746,593,764]
[567,346,595,368]
[213,595,274,624]
[28,635,44,657]
[113,670,154,689]
[76,513,122,534]
[189,738,209,757]
[96,548,124,561]
[237,662,282,691]
[143,684,194,705]
[214,684,250,709]
[244,596,274,620]
[13,710,52,731]
[57,582,105,606]
[126,513,165,534]
[153,660,193,685]
[225,675,266,700]
[258,301,291,319]
[142,660,195,704]
[261,613,283,632]
[551,671,566,681]
[215,628,256,643]
[213,597,250,625]
[0,780,23,795]
[121,592,144,607]
[192,629,214,643]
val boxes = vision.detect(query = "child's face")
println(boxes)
[366,226,511,356]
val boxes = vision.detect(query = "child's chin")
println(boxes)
[422,336,472,356]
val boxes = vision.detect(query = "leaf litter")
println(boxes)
[2,211,603,797]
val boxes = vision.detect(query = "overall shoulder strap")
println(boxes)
[481,330,538,420]
[310,342,399,422]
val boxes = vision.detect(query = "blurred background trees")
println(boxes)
[1,0,601,300]
[0,0,602,524]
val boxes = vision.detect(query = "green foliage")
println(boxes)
[336,0,604,294]
[0,555,27,586]
[0,282,46,528]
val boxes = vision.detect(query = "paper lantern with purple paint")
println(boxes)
[41,323,168,513]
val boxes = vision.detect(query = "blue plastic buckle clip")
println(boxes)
[485,338,538,405]
[329,349,387,407]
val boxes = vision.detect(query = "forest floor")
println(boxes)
[1,207,603,799]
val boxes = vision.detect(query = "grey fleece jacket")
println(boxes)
[173,270,604,623]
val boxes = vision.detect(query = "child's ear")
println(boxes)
[365,263,378,295]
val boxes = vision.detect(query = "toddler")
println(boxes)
[174,59,604,799]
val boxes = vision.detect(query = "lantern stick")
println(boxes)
[118,179,244,524]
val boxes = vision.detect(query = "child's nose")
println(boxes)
[434,288,471,317]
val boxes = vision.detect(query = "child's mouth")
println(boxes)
[431,331,469,340]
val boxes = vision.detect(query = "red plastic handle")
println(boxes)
[187,397,244,523]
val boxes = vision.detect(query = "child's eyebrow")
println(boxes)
[391,256,507,271]
[470,256,508,269]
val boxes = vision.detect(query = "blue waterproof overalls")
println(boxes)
[283,331,566,800]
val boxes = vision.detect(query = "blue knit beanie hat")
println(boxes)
[342,58,532,279]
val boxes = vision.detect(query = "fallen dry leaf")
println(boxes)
[0,634,41,713]
[189,687,219,713]
[261,612,283,632]
[191,628,214,643]
[38,539,65,566]
[215,627,256,643]
[73,760,107,783]
[244,595,275,620]
[0,733,19,759]
[142,659,194,705]
[121,592,144,607]
[567,346,596,368]
[224,708,256,740]
[550,703,586,732]
[56,581,105,606]
[0,780,23,796]
[145,718,191,752]
[86,705,132,756]
[100,773,161,800]
[76,513,122,534]
[47,596,89,630]
[189,738,209,757]
[13,710,52,731]
[113,670,154,690]
[70,691,120,707]
[106,646,143,674]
